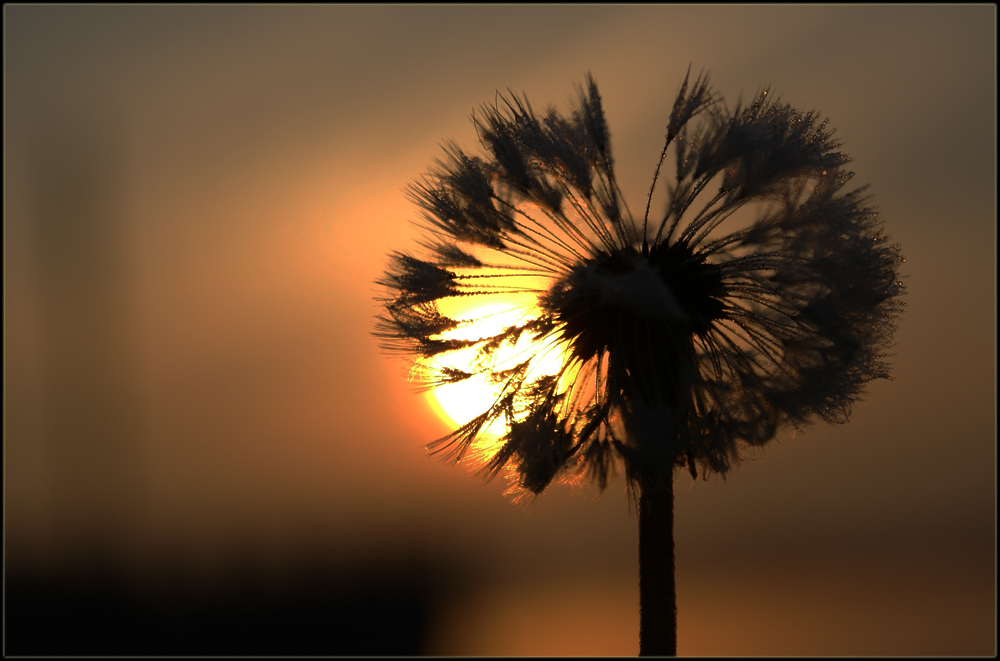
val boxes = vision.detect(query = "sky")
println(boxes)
[4,4,996,655]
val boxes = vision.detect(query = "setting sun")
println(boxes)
[423,297,569,437]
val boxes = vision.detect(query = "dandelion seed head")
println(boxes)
[375,70,905,499]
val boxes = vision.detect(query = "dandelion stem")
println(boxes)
[638,473,677,656]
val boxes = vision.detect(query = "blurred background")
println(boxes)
[4,4,995,656]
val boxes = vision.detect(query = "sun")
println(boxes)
[424,297,568,438]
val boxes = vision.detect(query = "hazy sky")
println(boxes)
[4,5,995,655]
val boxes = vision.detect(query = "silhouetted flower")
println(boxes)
[376,71,904,499]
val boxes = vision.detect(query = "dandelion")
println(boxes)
[375,69,904,656]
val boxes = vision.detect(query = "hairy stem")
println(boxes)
[638,473,677,656]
